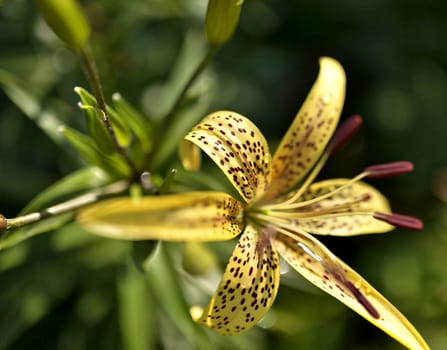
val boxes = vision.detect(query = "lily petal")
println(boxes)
[266,57,346,198]
[77,192,243,241]
[184,111,271,203]
[273,232,429,350]
[195,224,280,335]
[293,179,393,235]
[178,138,202,171]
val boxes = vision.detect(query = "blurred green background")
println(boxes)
[1,0,447,349]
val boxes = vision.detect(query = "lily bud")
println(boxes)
[182,242,217,275]
[205,0,244,46]
[35,0,90,50]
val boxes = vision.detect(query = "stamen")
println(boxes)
[264,172,369,211]
[264,152,330,208]
[365,161,414,179]
[328,114,363,155]
[270,195,372,219]
[373,212,423,230]
[267,115,363,208]
[248,211,291,227]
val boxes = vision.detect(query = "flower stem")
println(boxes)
[80,46,138,176]
[2,180,130,231]
[146,45,219,168]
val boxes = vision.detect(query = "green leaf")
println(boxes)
[0,233,112,348]
[0,212,73,250]
[144,31,207,119]
[75,88,114,154]
[131,241,158,272]
[61,126,130,177]
[143,243,212,350]
[148,32,216,170]
[106,105,133,148]
[20,167,111,215]
[0,70,68,144]
[151,92,214,170]
[117,257,155,350]
[112,93,153,152]
[81,104,116,155]
[0,260,63,348]
[158,168,178,194]
[75,87,132,149]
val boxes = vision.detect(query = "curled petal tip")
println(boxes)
[328,114,363,155]
[365,161,414,179]
[373,212,424,230]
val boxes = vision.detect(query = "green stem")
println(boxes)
[146,45,219,168]
[3,180,130,231]
[80,47,138,176]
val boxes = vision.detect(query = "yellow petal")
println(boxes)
[266,57,346,198]
[273,233,429,350]
[294,179,393,235]
[196,224,280,335]
[77,192,243,241]
[178,139,201,171]
[184,111,272,203]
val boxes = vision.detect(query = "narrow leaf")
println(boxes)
[62,126,130,177]
[117,258,155,350]
[143,243,213,350]
[20,167,110,215]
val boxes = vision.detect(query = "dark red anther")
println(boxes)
[365,161,414,179]
[358,193,372,202]
[373,212,424,230]
[328,114,363,155]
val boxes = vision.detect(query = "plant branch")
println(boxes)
[146,45,219,168]
[2,180,130,231]
[80,47,138,176]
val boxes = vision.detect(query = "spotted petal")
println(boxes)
[266,57,346,198]
[77,192,243,241]
[273,232,429,350]
[292,179,393,235]
[195,224,280,335]
[184,111,271,203]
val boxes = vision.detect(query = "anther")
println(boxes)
[358,193,372,202]
[365,161,414,179]
[328,114,363,155]
[373,212,423,230]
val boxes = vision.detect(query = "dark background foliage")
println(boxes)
[1,0,446,349]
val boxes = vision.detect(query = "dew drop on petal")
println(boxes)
[322,95,332,105]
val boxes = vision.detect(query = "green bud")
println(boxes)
[182,242,217,275]
[205,0,244,46]
[35,0,90,50]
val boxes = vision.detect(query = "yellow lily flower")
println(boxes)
[78,57,428,349]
